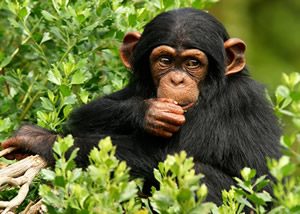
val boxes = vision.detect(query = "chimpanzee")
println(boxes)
[2,8,281,204]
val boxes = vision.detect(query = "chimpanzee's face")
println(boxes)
[150,45,208,109]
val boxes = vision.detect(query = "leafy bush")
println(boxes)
[1,0,300,213]
[40,125,300,213]
[40,136,142,213]
[0,0,218,139]
[150,152,214,213]
[40,136,215,214]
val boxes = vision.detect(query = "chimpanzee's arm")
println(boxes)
[66,86,185,138]
[66,86,147,136]
[1,125,58,165]
[1,125,119,167]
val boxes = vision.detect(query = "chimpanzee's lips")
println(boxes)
[180,102,195,110]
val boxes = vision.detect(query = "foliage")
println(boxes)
[227,168,271,214]
[40,136,142,213]
[40,136,216,214]
[1,0,300,213]
[0,0,217,140]
[38,124,300,213]
[150,152,215,213]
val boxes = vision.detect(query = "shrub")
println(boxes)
[1,0,299,213]
[0,0,218,138]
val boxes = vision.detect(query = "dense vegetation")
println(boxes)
[0,0,299,213]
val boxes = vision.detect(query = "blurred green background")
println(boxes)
[211,0,300,92]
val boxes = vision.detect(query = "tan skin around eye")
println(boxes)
[180,49,208,82]
[181,50,207,66]
[150,46,176,85]
[151,46,176,60]
[150,47,208,83]
[185,59,200,68]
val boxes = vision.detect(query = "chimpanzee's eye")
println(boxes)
[185,58,201,68]
[159,56,173,66]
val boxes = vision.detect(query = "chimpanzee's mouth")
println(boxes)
[179,102,195,110]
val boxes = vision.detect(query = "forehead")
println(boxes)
[133,9,228,69]
[150,45,207,58]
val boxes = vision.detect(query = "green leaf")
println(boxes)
[63,105,73,117]
[41,169,56,181]
[37,111,49,123]
[0,118,12,132]
[53,135,74,156]
[19,7,29,20]
[240,167,256,181]
[280,135,295,148]
[71,70,88,85]
[189,202,216,214]
[63,94,77,105]
[40,97,54,111]
[281,163,296,177]
[40,32,52,44]
[79,89,89,104]
[256,191,272,203]
[197,184,208,200]
[275,85,289,103]
[119,181,138,202]
[63,62,75,77]
[59,85,71,96]
[289,72,300,87]
[177,188,192,202]
[103,85,112,95]
[290,91,300,101]
[153,168,162,183]
[83,21,100,32]
[54,176,66,187]
[254,176,269,191]
[236,196,253,209]
[47,90,56,103]
[280,96,292,109]
[0,48,19,69]
[41,10,57,21]
[248,191,272,205]
[48,68,62,85]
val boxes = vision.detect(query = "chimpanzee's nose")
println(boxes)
[170,72,185,86]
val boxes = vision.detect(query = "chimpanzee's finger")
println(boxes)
[155,98,178,105]
[151,101,184,115]
[156,111,186,126]
[1,137,19,149]
[3,150,28,160]
[147,126,173,138]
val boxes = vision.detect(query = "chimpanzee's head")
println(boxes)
[120,8,246,108]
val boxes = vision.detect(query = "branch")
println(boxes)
[0,148,47,214]
[20,199,45,214]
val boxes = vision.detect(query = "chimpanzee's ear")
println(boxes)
[120,32,141,69]
[224,38,246,75]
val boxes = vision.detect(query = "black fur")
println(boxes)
[37,8,282,204]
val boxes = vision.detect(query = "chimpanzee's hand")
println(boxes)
[1,125,57,163]
[144,98,186,138]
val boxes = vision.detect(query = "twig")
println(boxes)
[0,148,47,213]
[20,199,44,214]
[0,147,16,158]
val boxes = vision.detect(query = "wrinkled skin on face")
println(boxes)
[142,45,208,138]
[150,45,208,108]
